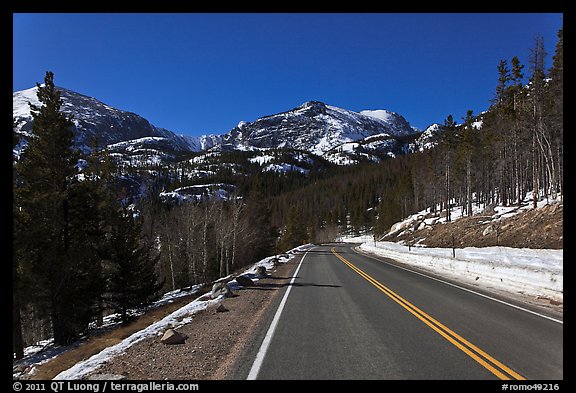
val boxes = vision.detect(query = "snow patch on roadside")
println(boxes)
[53,297,218,380]
[357,241,562,303]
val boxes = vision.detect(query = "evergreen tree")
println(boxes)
[459,110,477,216]
[15,71,80,344]
[510,56,525,106]
[547,27,563,198]
[105,207,163,324]
[495,60,511,106]
[442,115,458,221]
[13,122,25,359]
[14,72,109,344]
[548,27,563,94]
[244,196,276,261]
[528,35,550,205]
[278,206,308,251]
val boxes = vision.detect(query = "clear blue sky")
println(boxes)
[13,13,563,136]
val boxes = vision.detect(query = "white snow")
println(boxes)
[471,120,483,129]
[264,163,309,174]
[13,87,40,119]
[109,136,165,146]
[356,241,562,303]
[338,142,360,153]
[322,151,359,165]
[13,286,201,379]
[249,154,275,165]
[360,109,394,123]
[159,183,235,203]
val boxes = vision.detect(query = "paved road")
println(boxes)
[240,243,563,380]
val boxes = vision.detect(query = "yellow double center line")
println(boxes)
[331,247,525,380]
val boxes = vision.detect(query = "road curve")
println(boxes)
[240,243,562,380]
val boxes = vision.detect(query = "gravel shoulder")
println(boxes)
[83,256,301,380]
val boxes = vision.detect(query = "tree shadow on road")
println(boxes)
[238,280,341,291]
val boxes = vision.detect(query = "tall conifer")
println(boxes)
[14,72,106,344]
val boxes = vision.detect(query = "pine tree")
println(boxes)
[442,115,458,221]
[459,110,476,216]
[527,34,560,203]
[547,27,563,199]
[14,72,109,344]
[278,206,308,251]
[548,27,563,94]
[13,122,25,359]
[15,71,81,344]
[510,56,525,110]
[496,60,511,106]
[105,207,163,324]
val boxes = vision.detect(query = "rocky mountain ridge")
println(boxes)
[13,86,429,166]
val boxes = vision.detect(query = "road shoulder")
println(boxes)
[83,255,302,380]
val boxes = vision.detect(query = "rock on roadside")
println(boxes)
[211,282,234,299]
[160,329,187,345]
[235,275,254,287]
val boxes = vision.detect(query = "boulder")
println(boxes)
[160,329,187,345]
[211,282,234,299]
[256,266,267,277]
[483,225,494,236]
[235,275,254,287]
[207,301,229,313]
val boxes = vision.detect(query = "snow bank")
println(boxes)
[358,241,563,302]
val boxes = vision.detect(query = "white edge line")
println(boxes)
[353,246,563,325]
[246,248,311,380]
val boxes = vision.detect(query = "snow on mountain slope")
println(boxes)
[219,101,420,158]
[13,86,198,155]
[407,123,444,152]
[14,86,424,167]
[180,134,223,152]
[359,109,418,135]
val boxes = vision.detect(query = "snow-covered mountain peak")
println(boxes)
[218,100,420,158]
[13,85,195,155]
[299,100,327,112]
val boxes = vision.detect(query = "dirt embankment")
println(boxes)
[382,203,563,249]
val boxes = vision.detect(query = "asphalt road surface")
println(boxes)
[239,243,563,380]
